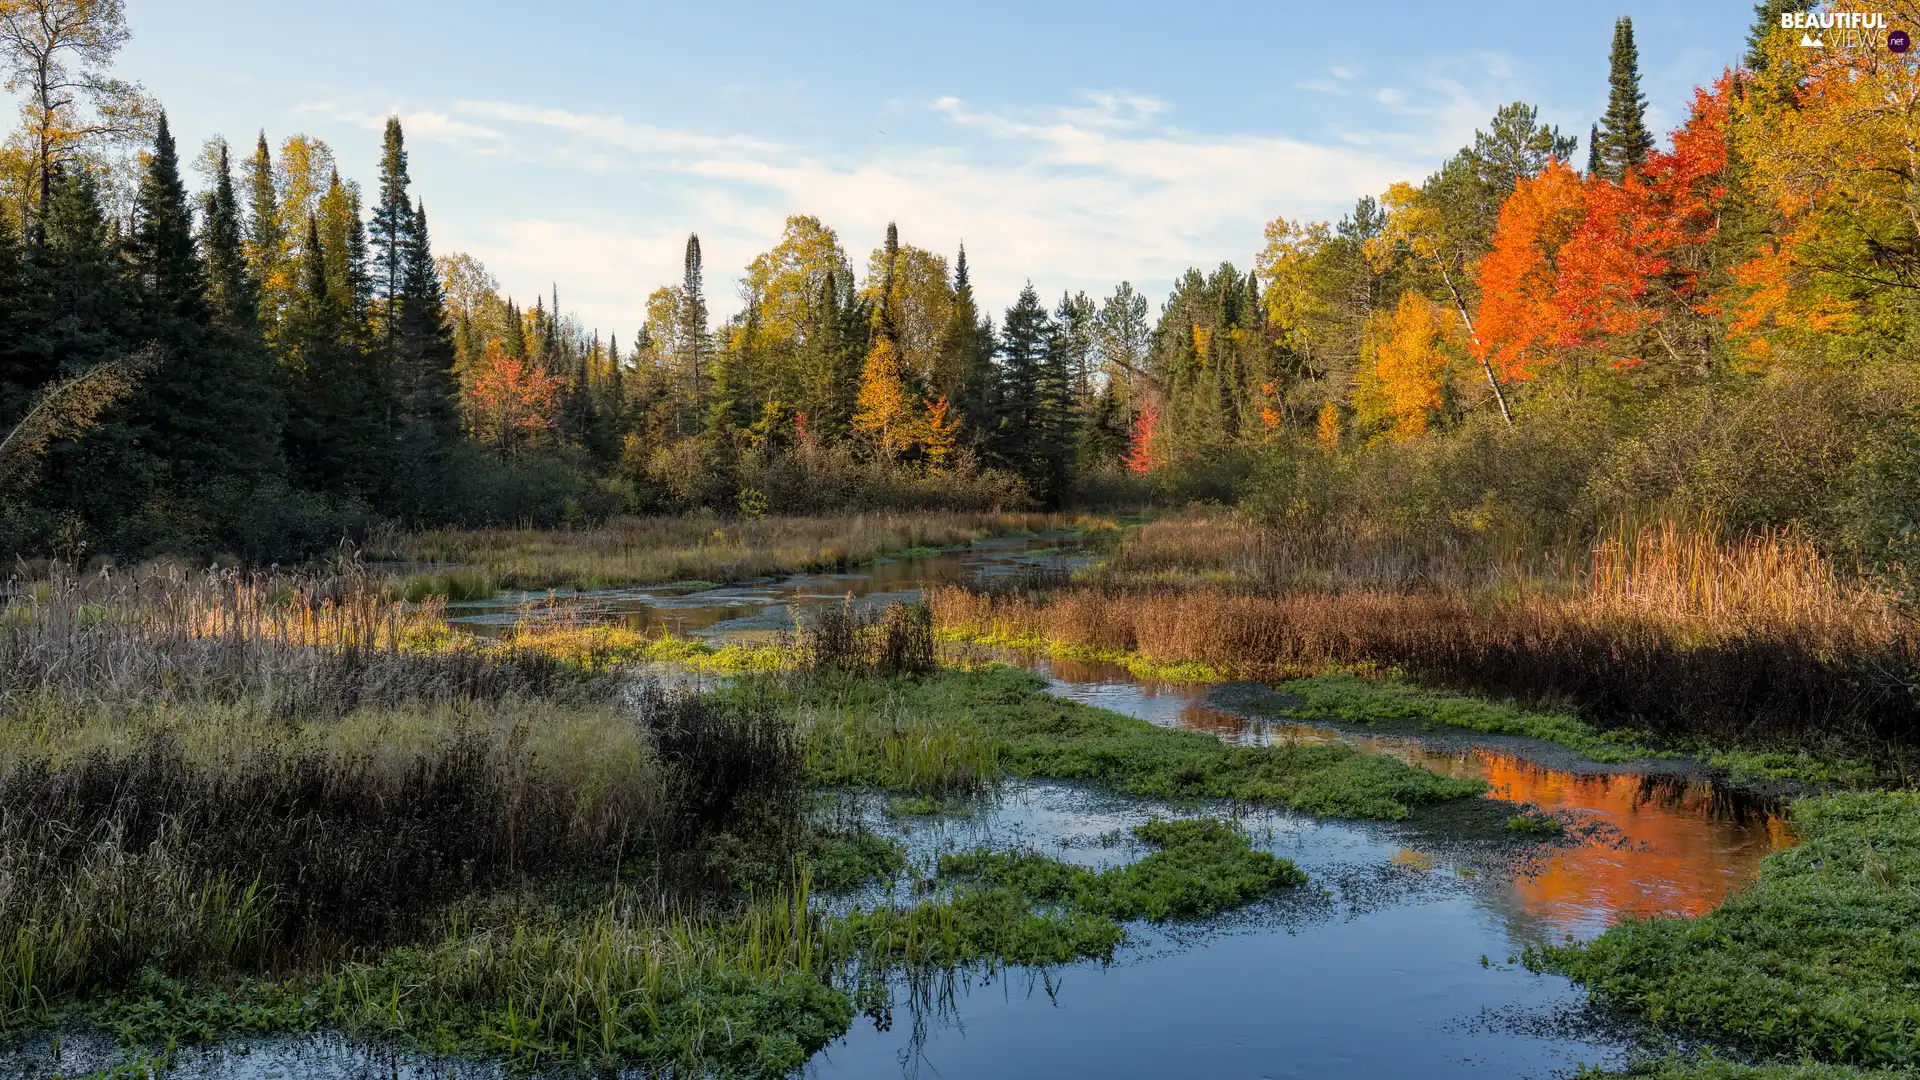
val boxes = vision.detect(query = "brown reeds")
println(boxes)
[935,519,1920,753]
[370,510,1065,592]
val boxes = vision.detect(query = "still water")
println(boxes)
[8,540,1786,1079]
[450,537,1787,1078]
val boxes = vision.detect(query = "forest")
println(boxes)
[4,3,1920,1080]
[3,1,1915,584]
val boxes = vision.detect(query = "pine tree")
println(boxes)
[370,116,413,367]
[389,200,461,514]
[1746,0,1815,74]
[678,234,710,434]
[244,132,288,341]
[949,246,999,453]
[202,142,257,333]
[283,217,383,500]
[1597,17,1653,180]
[1586,123,1602,176]
[996,283,1054,494]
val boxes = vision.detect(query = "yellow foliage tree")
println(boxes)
[1354,293,1459,440]
[852,337,917,458]
[922,394,958,471]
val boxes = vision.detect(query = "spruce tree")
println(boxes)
[244,132,287,340]
[1597,16,1653,180]
[949,246,999,454]
[118,113,282,548]
[202,142,258,333]
[389,200,461,514]
[678,234,710,434]
[996,283,1054,497]
[1746,0,1815,74]
[370,116,412,366]
[283,217,382,501]
[1586,123,1602,176]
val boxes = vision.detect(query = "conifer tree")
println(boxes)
[949,246,999,453]
[370,116,413,365]
[678,234,710,434]
[389,200,461,513]
[995,282,1054,493]
[202,142,257,333]
[1597,17,1653,180]
[283,217,382,500]
[244,132,287,340]
[1586,123,1602,176]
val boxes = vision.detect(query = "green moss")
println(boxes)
[1587,1057,1912,1079]
[841,816,1302,969]
[1540,791,1920,1071]
[941,817,1307,922]
[1272,674,1653,762]
[737,667,1484,819]
[1505,810,1566,837]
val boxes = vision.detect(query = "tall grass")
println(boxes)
[0,564,811,1032]
[372,510,1068,593]
[936,518,1920,757]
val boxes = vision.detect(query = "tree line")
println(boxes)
[8,0,1915,569]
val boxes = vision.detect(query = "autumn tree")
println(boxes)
[0,0,151,237]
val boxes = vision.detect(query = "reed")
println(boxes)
[934,517,1920,757]
[373,510,1072,593]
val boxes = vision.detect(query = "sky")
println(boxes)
[106,0,1759,338]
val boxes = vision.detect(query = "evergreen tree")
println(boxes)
[244,132,287,340]
[389,200,461,514]
[111,113,281,548]
[1587,123,1602,176]
[949,246,999,453]
[370,116,413,365]
[995,283,1055,497]
[1596,16,1653,180]
[1746,0,1816,74]
[678,234,710,434]
[283,217,383,501]
[201,142,258,333]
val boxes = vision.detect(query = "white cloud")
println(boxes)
[374,78,1512,331]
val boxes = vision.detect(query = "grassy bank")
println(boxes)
[930,516,1920,775]
[0,564,1375,1077]
[372,511,1086,596]
[737,665,1486,820]
[1539,791,1920,1077]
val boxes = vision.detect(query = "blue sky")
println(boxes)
[115,0,1757,336]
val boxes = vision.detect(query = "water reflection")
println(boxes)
[1037,654,1790,937]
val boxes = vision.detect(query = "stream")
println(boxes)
[450,535,1788,1078]
[5,537,1788,1079]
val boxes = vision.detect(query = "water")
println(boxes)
[12,540,1788,1079]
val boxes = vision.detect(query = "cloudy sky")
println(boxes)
[121,0,1755,336]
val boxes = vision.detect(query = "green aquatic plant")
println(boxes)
[1541,791,1920,1071]
[739,666,1483,819]
[941,817,1307,922]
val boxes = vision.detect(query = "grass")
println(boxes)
[376,511,1075,594]
[838,816,1304,970]
[940,817,1307,922]
[0,562,1350,1078]
[735,666,1486,819]
[930,515,1920,774]
[1269,673,1657,763]
[1538,791,1920,1072]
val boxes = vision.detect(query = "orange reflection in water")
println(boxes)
[1477,756,1791,930]
[1040,656,1794,935]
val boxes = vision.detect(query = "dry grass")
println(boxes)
[935,517,1920,754]
[370,511,1067,592]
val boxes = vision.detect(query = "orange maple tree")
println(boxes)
[1475,79,1731,382]
[470,346,562,456]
